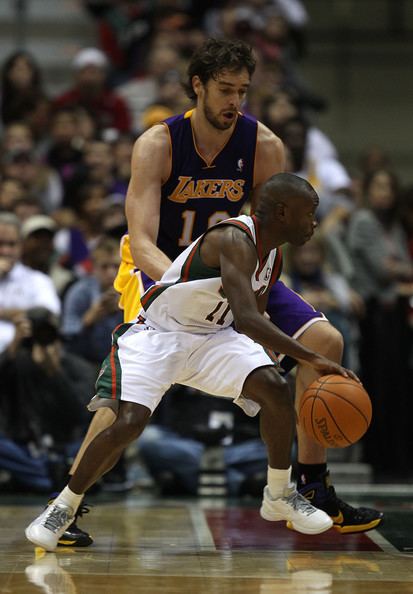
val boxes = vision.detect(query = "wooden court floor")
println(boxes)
[0,486,412,594]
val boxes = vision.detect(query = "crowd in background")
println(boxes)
[0,0,412,495]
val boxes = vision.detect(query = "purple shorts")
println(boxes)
[141,273,325,375]
[266,280,326,373]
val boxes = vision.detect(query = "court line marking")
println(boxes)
[188,504,217,551]
[337,484,413,496]
[367,529,399,553]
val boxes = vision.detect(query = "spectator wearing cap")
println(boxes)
[21,215,74,296]
[53,48,132,134]
[0,212,61,354]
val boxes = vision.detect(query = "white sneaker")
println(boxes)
[260,485,333,534]
[25,503,75,552]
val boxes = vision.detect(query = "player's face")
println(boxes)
[197,69,251,131]
[288,196,318,246]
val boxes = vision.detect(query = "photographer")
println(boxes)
[0,307,96,492]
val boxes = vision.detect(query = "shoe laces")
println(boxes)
[285,490,317,516]
[74,502,92,520]
[43,505,73,533]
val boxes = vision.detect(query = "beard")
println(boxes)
[202,92,235,131]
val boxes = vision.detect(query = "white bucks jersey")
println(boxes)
[140,215,283,333]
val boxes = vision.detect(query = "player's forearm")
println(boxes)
[129,237,172,282]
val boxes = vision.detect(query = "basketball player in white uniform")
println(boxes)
[26,173,358,551]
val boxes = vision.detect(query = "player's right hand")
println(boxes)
[307,354,361,383]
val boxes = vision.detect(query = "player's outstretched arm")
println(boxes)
[125,125,173,281]
[217,228,358,381]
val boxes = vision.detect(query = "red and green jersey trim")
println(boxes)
[140,218,258,313]
[95,323,134,401]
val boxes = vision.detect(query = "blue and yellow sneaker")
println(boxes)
[298,471,384,534]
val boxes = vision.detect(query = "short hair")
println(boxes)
[0,211,21,235]
[254,173,318,220]
[184,38,256,101]
[92,236,120,260]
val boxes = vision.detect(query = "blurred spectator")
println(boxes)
[53,47,132,134]
[140,104,173,131]
[1,144,63,214]
[0,307,95,492]
[270,0,309,59]
[84,0,155,83]
[279,115,352,219]
[262,88,337,162]
[0,51,46,127]
[61,237,122,365]
[1,121,34,154]
[117,43,184,132]
[112,133,135,193]
[139,385,268,497]
[352,144,393,206]
[0,213,61,354]
[318,204,355,285]
[358,144,391,178]
[348,168,413,480]
[21,215,74,297]
[0,177,27,213]
[63,139,120,207]
[101,200,128,241]
[13,196,43,223]
[156,69,191,114]
[74,106,98,143]
[55,182,109,276]
[45,108,84,185]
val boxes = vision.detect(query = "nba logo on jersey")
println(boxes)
[264,267,271,281]
[236,158,244,172]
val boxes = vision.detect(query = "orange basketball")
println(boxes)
[298,374,372,448]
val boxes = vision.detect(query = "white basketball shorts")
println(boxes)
[89,320,280,417]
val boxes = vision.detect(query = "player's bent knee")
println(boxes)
[300,321,344,360]
[113,402,151,443]
[243,366,291,408]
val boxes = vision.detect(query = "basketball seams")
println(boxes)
[314,388,371,426]
[310,395,317,443]
[314,398,353,446]
[297,389,318,417]
[299,374,372,448]
[316,375,367,392]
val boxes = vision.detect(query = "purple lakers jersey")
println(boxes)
[158,109,258,260]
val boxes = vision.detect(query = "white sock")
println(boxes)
[53,486,84,513]
[267,466,292,499]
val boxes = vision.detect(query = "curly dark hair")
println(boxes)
[183,38,256,101]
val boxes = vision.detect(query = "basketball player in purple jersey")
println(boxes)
[54,39,381,543]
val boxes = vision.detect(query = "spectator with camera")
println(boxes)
[0,306,96,493]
